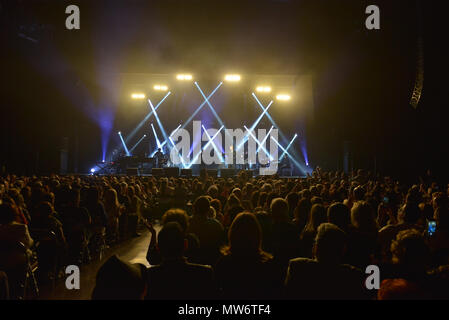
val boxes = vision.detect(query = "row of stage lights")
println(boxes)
[131,74,291,101]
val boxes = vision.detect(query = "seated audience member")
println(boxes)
[92,254,147,300]
[327,202,351,232]
[0,271,9,300]
[31,201,66,246]
[285,192,299,220]
[145,222,216,300]
[0,203,34,298]
[300,203,327,258]
[428,207,449,266]
[377,278,430,300]
[146,208,199,265]
[267,198,301,268]
[84,187,108,239]
[379,229,445,299]
[187,196,225,265]
[210,199,224,224]
[223,194,244,227]
[58,189,91,262]
[284,223,367,300]
[215,212,282,299]
[103,188,122,244]
[30,201,67,278]
[345,201,378,268]
[292,198,311,234]
[0,203,34,263]
[378,203,423,263]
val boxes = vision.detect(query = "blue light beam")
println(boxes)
[129,134,147,154]
[243,125,273,161]
[279,133,298,161]
[125,91,171,143]
[118,132,130,156]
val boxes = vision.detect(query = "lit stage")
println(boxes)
[92,73,315,177]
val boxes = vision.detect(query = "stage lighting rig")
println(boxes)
[224,74,241,82]
[256,86,271,93]
[154,85,169,91]
[276,94,291,101]
[131,93,146,99]
[176,74,193,80]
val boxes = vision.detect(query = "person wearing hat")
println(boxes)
[91,255,147,300]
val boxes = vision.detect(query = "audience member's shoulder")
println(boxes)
[208,217,224,229]
[185,261,214,273]
[6,221,28,230]
[289,257,316,267]
[340,263,363,274]
[378,224,398,234]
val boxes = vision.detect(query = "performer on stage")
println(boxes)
[154,148,165,168]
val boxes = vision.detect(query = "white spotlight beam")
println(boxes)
[150,123,161,149]
[279,133,298,161]
[126,91,171,143]
[237,96,273,151]
[243,125,273,160]
[271,136,307,173]
[202,125,224,163]
[118,132,130,156]
[129,135,146,154]
[188,125,224,168]
[256,126,274,153]
[148,97,169,143]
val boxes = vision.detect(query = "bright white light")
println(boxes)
[154,85,169,91]
[131,93,145,99]
[176,74,193,80]
[276,94,291,101]
[256,86,271,93]
[90,168,96,173]
[224,74,241,82]
[118,131,121,135]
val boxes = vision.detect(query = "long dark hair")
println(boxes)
[221,212,272,262]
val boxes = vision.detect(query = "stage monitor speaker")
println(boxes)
[151,168,164,177]
[207,169,218,178]
[180,169,192,177]
[126,168,139,176]
[220,168,235,178]
[164,167,180,177]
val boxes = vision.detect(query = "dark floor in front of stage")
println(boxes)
[38,228,154,300]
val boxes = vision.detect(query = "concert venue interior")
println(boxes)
[1,0,449,304]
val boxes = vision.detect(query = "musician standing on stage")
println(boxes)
[154,148,164,168]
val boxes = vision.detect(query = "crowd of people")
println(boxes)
[1,168,449,299]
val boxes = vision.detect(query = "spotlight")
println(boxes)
[90,168,96,173]
[224,74,241,82]
[276,94,291,101]
[131,93,146,99]
[176,74,193,81]
[154,85,168,91]
[256,86,271,93]
[118,131,121,135]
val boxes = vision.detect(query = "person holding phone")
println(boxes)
[378,204,423,263]
[427,207,449,266]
